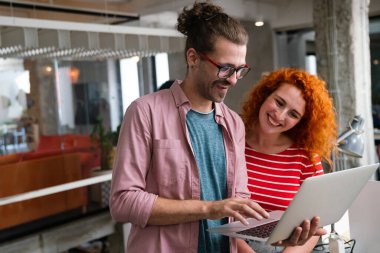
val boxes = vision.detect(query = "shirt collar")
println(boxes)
[170,80,224,119]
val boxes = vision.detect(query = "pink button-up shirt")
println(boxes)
[109,81,250,253]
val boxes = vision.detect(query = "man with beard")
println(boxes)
[109,2,324,253]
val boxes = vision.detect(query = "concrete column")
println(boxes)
[313,0,376,167]
[37,59,60,135]
[138,56,155,95]
[168,51,186,81]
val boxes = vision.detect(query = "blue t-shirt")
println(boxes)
[186,109,229,253]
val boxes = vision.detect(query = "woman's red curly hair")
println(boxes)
[240,68,337,165]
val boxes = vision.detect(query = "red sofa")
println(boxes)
[0,153,85,229]
[0,134,101,229]
[30,134,101,177]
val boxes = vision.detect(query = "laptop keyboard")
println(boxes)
[236,220,279,238]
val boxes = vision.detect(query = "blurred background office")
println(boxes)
[0,0,379,252]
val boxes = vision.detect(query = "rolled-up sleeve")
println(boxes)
[109,101,158,228]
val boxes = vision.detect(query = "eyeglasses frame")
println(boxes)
[198,52,251,80]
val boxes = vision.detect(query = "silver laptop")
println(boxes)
[208,163,379,245]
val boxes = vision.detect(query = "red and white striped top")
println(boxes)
[246,143,324,211]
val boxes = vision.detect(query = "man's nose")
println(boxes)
[225,71,238,86]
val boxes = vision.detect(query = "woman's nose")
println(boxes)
[276,108,287,121]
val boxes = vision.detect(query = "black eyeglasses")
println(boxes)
[199,52,251,80]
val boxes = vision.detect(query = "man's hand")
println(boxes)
[206,197,269,225]
[148,197,268,225]
[272,216,327,247]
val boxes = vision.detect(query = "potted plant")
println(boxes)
[90,117,120,171]
[89,117,120,207]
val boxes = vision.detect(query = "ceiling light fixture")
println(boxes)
[254,1,265,27]
[254,15,264,27]
[254,20,264,27]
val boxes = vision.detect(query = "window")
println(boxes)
[154,53,170,90]
[120,57,140,113]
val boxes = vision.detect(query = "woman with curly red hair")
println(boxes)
[238,68,337,253]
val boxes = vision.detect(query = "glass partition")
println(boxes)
[0,54,166,242]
